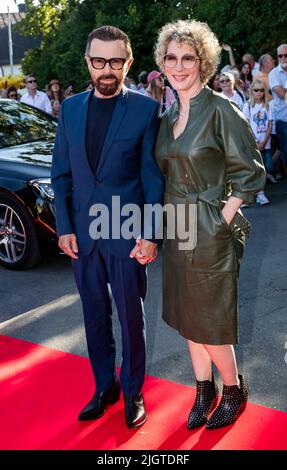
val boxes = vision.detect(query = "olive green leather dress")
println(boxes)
[155,86,266,345]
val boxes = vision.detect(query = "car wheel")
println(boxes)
[0,193,42,270]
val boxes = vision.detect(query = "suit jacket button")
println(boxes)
[95,179,101,185]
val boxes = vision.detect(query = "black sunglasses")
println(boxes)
[278,54,287,59]
[9,94,17,97]
[253,88,264,92]
[89,57,127,70]
[26,79,37,84]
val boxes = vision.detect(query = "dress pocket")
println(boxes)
[230,211,251,237]
[219,209,231,231]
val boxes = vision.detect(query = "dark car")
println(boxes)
[0,99,58,269]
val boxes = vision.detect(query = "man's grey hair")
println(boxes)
[258,54,272,67]
[277,44,287,52]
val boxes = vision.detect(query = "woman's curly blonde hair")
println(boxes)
[155,20,221,85]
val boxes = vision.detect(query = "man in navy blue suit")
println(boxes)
[51,25,164,428]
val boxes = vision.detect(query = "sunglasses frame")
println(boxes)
[89,57,127,70]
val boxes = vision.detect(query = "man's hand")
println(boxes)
[130,239,158,265]
[58,234,79,260]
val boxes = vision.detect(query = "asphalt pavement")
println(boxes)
[0,181,286,412]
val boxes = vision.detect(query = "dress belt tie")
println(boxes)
[165,182,225,207]
[165,181,251,238]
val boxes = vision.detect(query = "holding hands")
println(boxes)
[130,238,158,265]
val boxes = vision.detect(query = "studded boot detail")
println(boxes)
[187,373,219,429]
[206,374,248,430]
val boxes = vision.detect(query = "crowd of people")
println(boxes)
[0,77,77,118]
[1,42,287,207]
[207,45,287,205]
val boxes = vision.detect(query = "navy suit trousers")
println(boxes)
[72,242,147,397]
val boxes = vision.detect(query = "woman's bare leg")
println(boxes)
[203,344,240,386]
[188,340,212,381]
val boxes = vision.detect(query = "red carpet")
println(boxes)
[0,335,286,450]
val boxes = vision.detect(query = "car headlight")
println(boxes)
[28,178,54,201]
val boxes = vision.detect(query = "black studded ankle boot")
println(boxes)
[206,374,248,430]
[187,373,219,429]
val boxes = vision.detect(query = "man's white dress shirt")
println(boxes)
[20,90,52,114]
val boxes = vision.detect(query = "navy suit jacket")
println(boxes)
[51,87,164,258]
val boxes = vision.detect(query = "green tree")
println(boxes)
[17,0,71,40]
[18,0,287,90]
[190,0,287,62]
[20,0,191,90]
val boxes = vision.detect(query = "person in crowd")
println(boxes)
[51,25,164,429]
[0,81,8,98]
[20,74,52,114]
[242,53,260,77]
[229,69,246,102]
[208,72,221,92]
[64,84,77,99]
[85,80,94,91]
[219,71,245,110]
[243,80,276,205]
[240,62,253,98]
[220,64,232,74]
[51,99,61,118]
[253,54,281,178]
[137,70,148,94]
[7,86,19,100]
[222,44,236,67]
[269,44,287,176]
[124,76,138,90]
[253,54,275,101]
[145,70,175,117]
[154,19,265,430]
[48,79,63,103]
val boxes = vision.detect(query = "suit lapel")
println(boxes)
[96,87,128,175]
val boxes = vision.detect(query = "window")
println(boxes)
[0,100,57,148]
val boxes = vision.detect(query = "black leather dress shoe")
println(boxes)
[124,393,148,428]
[78,382,121,421]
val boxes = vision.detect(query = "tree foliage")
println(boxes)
[17,0,70,40]
[18,0,287,91]
[190,0,287,62]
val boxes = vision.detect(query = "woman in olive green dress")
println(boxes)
[154,20,265,429]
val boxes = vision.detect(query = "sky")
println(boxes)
[0,1,37,13]
[1,1,20,13]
